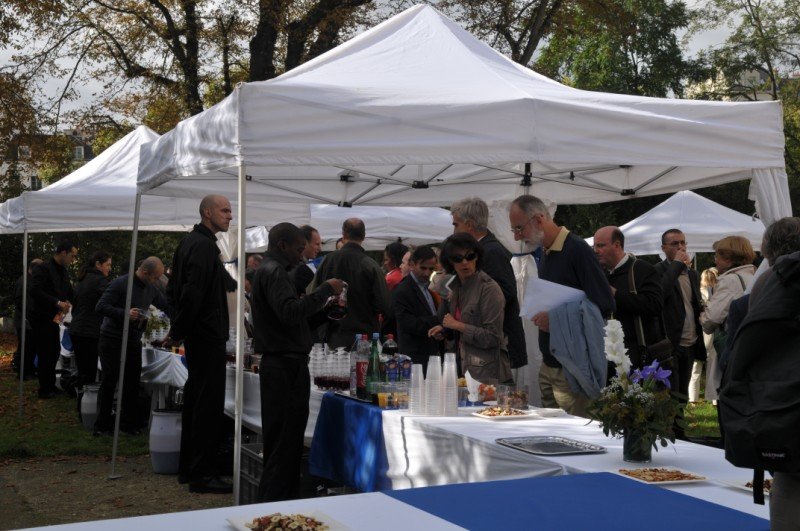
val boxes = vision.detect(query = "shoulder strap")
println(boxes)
[735,273,746,291]
[627,257,647,348]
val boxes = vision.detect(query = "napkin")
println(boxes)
[465,371,481,402]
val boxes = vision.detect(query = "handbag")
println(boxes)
[626,257,674,368]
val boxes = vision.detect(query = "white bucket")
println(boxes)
[150,409,182,474]
[80,384,101,431]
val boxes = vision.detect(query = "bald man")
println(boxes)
[94,256,174,436]
[167,194,234,494]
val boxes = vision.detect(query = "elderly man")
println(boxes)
[167,194,233,494]
[94,257,173,437]
[509,195,614,416]
[593,226,664,371]
[451,197,527,373]
[252,223,343,502]
[30,241,77,399]
[312,218,389,348]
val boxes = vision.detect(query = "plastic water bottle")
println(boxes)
[381,334,398,357]
[366,332,381,398]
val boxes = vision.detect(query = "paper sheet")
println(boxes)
[520,277,586,319]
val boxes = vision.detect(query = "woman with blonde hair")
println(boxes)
[700,236,756,402]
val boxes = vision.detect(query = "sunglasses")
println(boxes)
[450,252,477,263]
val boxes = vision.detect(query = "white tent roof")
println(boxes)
[585,190,766,255]
[0,126,310,233]
[137,5,790,225]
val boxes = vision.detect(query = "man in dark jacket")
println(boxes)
[70,251,112,387]
[167,194,233,494]
[392,246,442,371]
[29,242,77,398]
[312,218,389,348]
[593,227,664,369]
[252,223,343,502]
[13,258,43,379]
[451,197,527,373]
[290,224,322,296]
[653,229,706,398]
[93,257,172,436]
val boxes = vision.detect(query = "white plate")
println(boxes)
[472,409,539,421]
[615,467,707,485]
[482,400,497,406]
[228,511,349,531]
[530,407,565,417]
[722,480,772,497]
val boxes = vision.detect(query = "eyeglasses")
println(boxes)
[664,240,687,247]
[450,252,478,263]
[511,216,536,234]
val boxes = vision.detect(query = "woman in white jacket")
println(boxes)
[699,236,756,402]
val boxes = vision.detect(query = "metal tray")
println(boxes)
[496,436,606,456]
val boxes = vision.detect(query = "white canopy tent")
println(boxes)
[585,190,767,255]
[133,4,792,502]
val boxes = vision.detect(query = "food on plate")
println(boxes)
[619,468,705,482]
[478,383,496,401]
[746,478,773,494]
[246,513,329,530]
[457,377,467,388]
[476,406,527,417]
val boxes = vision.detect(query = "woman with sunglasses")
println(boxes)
[428,233,512,384]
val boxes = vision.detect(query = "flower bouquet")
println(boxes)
[587,320,683,462]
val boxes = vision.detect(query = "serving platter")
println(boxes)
[228,511,348,531]
[496,436,606,455]
[615,467,707,485]
[472,407,538,420]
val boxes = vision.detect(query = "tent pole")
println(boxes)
[109,192,142,480]
[18,230,29,417]
[233,164,246,504]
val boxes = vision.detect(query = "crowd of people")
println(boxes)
[8,193,800,522]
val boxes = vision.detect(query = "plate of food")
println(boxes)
[724,478,773,496]
[228,511,347,531]
[617,467,707,485]
[472,406,538,420]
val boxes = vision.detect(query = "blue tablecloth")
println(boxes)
[387,472,769,531]
[308,392,390,492]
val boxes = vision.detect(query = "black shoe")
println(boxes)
[93,428,113,437]
[189,476,233,494]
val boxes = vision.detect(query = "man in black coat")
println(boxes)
[392,246,442,371]
[451,198,526,374]
[29,242,77,398]
[13,258,43,379]
[653,229,706,398]
[290,224,322,296]
[593,227,664,370]
[166,194,233,494]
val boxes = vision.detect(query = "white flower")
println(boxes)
[604,319,630,377]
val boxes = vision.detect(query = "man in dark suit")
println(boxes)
[451,198,526,375]
[392,246,442,371]
[290,225,322,296]
[654,229,706,404]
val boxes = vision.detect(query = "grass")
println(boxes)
[0,332,149,458]
[684,401,722,439]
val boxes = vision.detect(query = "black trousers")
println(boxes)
[71,334,100,387]
[32,319,60,395]
[13,326,36,377]
[673,344,694,440]
[95,335,142,431]
[258,354,310,502]
[179,337,226,482]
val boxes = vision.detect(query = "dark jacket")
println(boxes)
[290,263,315,296]
[13,273,32,330]
[252,251,335,356]
[96,274,173,342]
[607,256,665,365]
[167,224,231,342]
[392,273,442,360]
[480,231,527,369]
[70,269,111,338]
[312,242,389,348]
[29,258,74,323]
[654,259,707,361]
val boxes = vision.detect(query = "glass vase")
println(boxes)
[623,429,653,463]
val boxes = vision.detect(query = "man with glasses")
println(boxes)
[509,195,614,417]
[654,229,706,434]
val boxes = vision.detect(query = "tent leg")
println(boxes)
[109,193,142,480]
[18,230,28,418]
[233,164,246,504]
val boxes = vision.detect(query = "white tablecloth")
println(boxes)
[382,408,769,519]
[140,348,187,387]
[20,492,461,531]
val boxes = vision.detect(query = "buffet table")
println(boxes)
[140,347,188,409]
[20,473,768,530]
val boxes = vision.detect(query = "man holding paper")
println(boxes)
[510,195,614,416]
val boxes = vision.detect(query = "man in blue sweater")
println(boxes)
[510,195,614,416]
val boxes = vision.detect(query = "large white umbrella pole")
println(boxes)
[18,230,28,417]
[108,193,142,479]
[233,164,246,504]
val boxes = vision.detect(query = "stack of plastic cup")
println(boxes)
[409,364,426,414]
[441,352,458,416]
[425,355,442,416]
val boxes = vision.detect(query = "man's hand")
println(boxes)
[610,286,617,296]
[326,279,345,294]
[674,250,692,266]
[130,308,141,320]
[532,311,550,333]
[442,312,464,332]
[428,325,445,340]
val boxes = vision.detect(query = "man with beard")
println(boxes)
[509,195,614,416]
